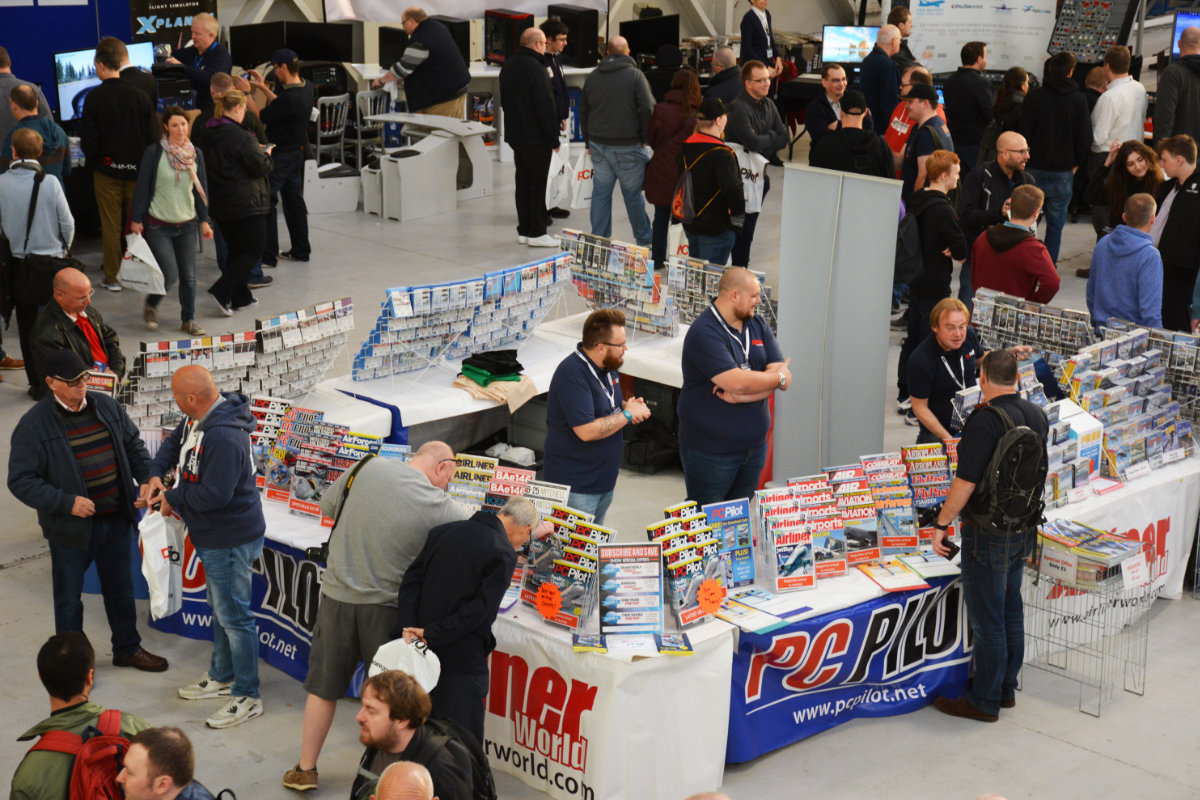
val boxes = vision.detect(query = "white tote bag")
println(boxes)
[569,150,594,209]
[545,148,571,210]
[735,149,769,214]
[139,511,186,620]
[118,232,167,295]
[369,636,442,691]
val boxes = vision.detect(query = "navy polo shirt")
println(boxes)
[907,326,984,437]
[678,304,784,455]
[544,345,625,494]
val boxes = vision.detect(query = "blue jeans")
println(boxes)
[686,230,736,266]
[679,443,767,507]
[49,515,141,659]
[214,222,264,282]
[196,540,264,698]
[145,221,199,323]
[567,490,614,526]
[264,147,310,264]
[1027,168,1073,265]
[589,143,652,245]
[959,523,1034,715]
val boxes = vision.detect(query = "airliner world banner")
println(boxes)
[903,0,1057,76]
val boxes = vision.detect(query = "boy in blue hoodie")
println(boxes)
[146,365,266,730]
[1086,192,1163,332]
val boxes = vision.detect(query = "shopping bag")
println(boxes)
[545,148,571,210]
[118,232,166,295]
[138,511,186,620]
[369,636,441,691]
[735,148,769,214]
[569,150,594,210]
[667,221,688,257]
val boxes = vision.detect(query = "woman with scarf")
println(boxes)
[131,105,213,335]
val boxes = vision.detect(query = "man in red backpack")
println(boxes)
[12,632,151,800]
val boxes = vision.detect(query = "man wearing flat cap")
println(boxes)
[676,97,745,265]
[899,82,954,202]
[8,349,168,673]
[809,89,895,178]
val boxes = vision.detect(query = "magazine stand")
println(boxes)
[663,255,779,333]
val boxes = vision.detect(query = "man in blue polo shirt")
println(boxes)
[677,268,790,506]
[544,309,651,523]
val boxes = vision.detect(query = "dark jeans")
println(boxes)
[214,221,264,282]
[958,254,974,311]
[732,172,770,267]
[145,221,199,323]
[897,296,939,400]
[15,298,40,390]
[264,147,310,264]
[210,215,266,309]
[1162,263,1199,332]
[960,523,1034,715]
[651,204,672,268]
[957,144,980,177]
[679,443,767,507]
[686,229,737,265]
[430,672,489,746]
[512,144,552,238]
[49,514,141,659]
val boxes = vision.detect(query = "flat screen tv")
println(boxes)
[229,21,286,69]
[1171,11,1200,58]
[619,14,680,60]
[286,22,355,63]
[54,41,155,122]
[821,26,879,66]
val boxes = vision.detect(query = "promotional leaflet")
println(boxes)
[596,543,664,635]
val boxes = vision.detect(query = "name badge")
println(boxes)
[738,362,751,370]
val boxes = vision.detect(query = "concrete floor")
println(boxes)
[0,142,1197,800]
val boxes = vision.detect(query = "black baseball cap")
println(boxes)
[270,48,299,66]
[697,97,727,121]
[899,83,939,106]
[44,350,89,382]
[840,90,868,114]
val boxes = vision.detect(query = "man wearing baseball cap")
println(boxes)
[246,48,314,267]
[8,349,168,674]
[898,82,954,202]
[809,89,894,178]
[676,97,745,265]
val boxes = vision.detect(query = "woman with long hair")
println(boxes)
[1089,139,1162,240]
[130,105,213,336]
[993,67,1028,133]
[643,69,701,268]
[201,89,274,314]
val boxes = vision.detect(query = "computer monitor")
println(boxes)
[821,26,879,66]
[618,14,680,60]
[1171,11,1200,58]
[229,21,286,69]
[378,26,409,70]
[286,22,354,63]
[53,41,155,122]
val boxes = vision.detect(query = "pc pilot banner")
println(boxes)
[130,0,216,49]
[727,576,970,762]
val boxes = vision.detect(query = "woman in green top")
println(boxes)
[131,105,213,336]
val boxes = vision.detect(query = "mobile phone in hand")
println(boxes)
[942,539,960,561]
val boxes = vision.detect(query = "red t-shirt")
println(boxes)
[884,103,948,177]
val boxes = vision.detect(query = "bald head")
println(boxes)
[172,366,220,419]
[520,28,545,47]
[373,761,435,800]
[607,36,629,56]
[54,268,88,295]
[718,267,757,296]
[410,441,456,491]
[1181,26,1200,55]
[996,131,1024,152]
[878,24,901,46]
[713,46,736,71]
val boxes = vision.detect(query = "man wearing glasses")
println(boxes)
[9,349,169,674]
[725,60,787,267]
[283,440,468,791]
[544,309,650,524]
[958,131,1036,304]
[805,63,861,147]
[29,267,125,400]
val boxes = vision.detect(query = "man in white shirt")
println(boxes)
[1090,46,1147,155]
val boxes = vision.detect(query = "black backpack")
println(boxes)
[965,405,1048,535]
[352,719,497,800]
[672,146,728,225]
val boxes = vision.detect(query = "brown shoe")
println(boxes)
[0,356,24,369]
[933,695,998,722]
[113,648,169,672]
[283,764,319,791]
[1001,695,1016,709]
[1075,268,1090,278]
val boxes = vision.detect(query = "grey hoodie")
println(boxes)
[580,54,655,146]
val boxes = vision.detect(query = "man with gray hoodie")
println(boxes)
[580,36,655,245]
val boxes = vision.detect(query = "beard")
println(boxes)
[602,351,624,370]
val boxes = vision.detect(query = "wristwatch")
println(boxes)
[932,520,950,531]
[778,372,788,389]
[622,409,633,424]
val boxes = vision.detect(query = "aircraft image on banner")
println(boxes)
[918,0,945,6]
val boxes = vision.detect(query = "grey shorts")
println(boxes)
[303,595,397,701]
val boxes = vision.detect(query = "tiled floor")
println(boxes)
[0,144,1196,800]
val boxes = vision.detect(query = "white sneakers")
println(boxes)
[526,234,558,248]
[178,673,262,729]
[178,672,232,700]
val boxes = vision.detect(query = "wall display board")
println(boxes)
[325,0,605,23]
[129,0,216,49]
[1048,0,1141,63]
[906,0,1057,75]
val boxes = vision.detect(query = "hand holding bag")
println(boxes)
[118,232,167,294]
[368,636,441,691]
[138,510,187,620]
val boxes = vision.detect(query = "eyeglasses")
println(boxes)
[1000,148,1030,155]
[51,375,88,388]
[601,341,628,349]
[749,77,771,84]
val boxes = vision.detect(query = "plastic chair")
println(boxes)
[314,93,351,166]
[345,89,390,169]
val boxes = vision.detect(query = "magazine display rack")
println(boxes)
[664,255,779,334]
[1021,541,1155,716]
[351,253,571,380]
[1104,320,1200,424]
[556,230,678,338]
[119,298,354,433]
[972,288,1095,368]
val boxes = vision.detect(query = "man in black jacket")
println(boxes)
[1154,26,1200,144]
[29,268,125,399]
[896,149,968,418]
[394,496,538,745]
[889,6,917,71]
[8,349,167,673]
[81,37,157,292]
[704,48,741,104]
[726,60,787,267]
[678,98,744,264]
[541,16,571,220]
[943,41,992,174]
[248,49,314,267]
[805,63,849,147]
[1019,51,1091,266]
[165,12,233,112]
[500,28,561,248]
[373,8,472,118]
[1154,135,1200,331]
[957,131,1034,304]
[809,90,892,178]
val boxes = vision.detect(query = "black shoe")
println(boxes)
[248,276,274,289]
[280,250,309,262]
[548,207,570,219]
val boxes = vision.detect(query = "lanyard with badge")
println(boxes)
[710,304,751,369]
[941,354,967,390]
[575,350,617,412]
